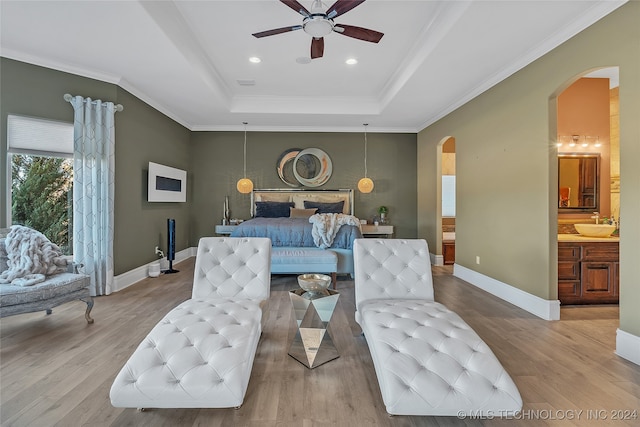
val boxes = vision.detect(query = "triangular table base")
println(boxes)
[288,288,340,369]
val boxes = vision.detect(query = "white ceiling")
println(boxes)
[0,0,627,133]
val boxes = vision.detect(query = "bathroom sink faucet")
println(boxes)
[591,212,600,224]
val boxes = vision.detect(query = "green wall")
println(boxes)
[188,131,417,244]
[1,58,417,277]
[1,58,116,229]
[417,2,640,336]
[0,58,191,275]
[113,90,191,274]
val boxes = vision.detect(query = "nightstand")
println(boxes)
[215,225,237,235]
[361,224,394,238]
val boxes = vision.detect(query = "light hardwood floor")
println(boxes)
[1,258,638,426]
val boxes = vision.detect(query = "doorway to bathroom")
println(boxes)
[554,67,620,317]
[441,137,456,265]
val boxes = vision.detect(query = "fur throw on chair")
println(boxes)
[0,225,68,286]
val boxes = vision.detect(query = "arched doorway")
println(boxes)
[551,66,620,314]
[436,136,455,266]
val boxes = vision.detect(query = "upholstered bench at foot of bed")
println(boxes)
[0,272,93,323]
[110,298,264,409]
[271,247,338,289]
[358,299,522,417]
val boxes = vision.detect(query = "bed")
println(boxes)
[230,189,362,276]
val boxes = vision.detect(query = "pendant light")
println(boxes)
[236,122,254,194]
[357,123,374,193]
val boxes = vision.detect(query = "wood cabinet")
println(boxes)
[558,241,619,304]
[578,157,597,207]
[443,241,455,265]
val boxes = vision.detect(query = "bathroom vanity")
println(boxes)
[558,234,619,305]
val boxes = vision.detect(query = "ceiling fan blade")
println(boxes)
[311,37,324,59]
[326,0,366,19]
[333,24,383,43]
[252,25,302,38]
[280,0,310,17]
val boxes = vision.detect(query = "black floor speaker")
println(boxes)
[164,218,179,274]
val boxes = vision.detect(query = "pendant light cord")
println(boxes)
[363,123,369,178]
[243,121,248,178]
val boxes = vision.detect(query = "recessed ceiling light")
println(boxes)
[249,57,261,63]
[346,58,358,65]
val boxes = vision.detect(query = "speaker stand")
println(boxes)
[163,260,179,274]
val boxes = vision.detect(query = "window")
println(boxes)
[6,115,74,254]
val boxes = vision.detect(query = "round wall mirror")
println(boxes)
[293,148,332,187]
[276,148,302,187]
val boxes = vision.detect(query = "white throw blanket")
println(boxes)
[309,213,361,249]
[0,225,67,286]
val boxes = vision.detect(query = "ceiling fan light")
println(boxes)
[358,177,374,193]
[303,16,333,38]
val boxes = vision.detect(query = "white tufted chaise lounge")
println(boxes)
[354,239,522,417]
[110,237,271,409]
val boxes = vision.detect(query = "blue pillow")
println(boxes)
[304,200,344,214]
[255,201,294,218]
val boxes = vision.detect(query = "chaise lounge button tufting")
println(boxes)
[354,239,522,417]
[110,237,271,409]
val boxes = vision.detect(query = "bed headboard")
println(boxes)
[251,188,354,217]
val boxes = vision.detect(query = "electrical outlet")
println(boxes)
[476,256,480,265]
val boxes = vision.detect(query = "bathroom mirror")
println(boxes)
[558,153,599,212]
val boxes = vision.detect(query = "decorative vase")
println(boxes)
[223,196,230,225]
[149,262,161,278]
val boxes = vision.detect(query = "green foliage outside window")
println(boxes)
[11,154,73,254]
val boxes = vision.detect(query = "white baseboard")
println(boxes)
[112,247,196,293]
[453,264,561,320]
[616,329,640,366]
[431,253,444,266]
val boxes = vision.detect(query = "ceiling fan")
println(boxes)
[252,0,384,59]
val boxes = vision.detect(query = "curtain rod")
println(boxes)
[63,93,124,112]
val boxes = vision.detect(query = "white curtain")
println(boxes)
[69,96,116,296]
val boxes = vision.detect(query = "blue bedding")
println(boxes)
[230,217,361,249]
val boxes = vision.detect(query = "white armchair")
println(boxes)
[354,239,522,417]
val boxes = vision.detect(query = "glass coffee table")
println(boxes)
[288,288,340,369]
